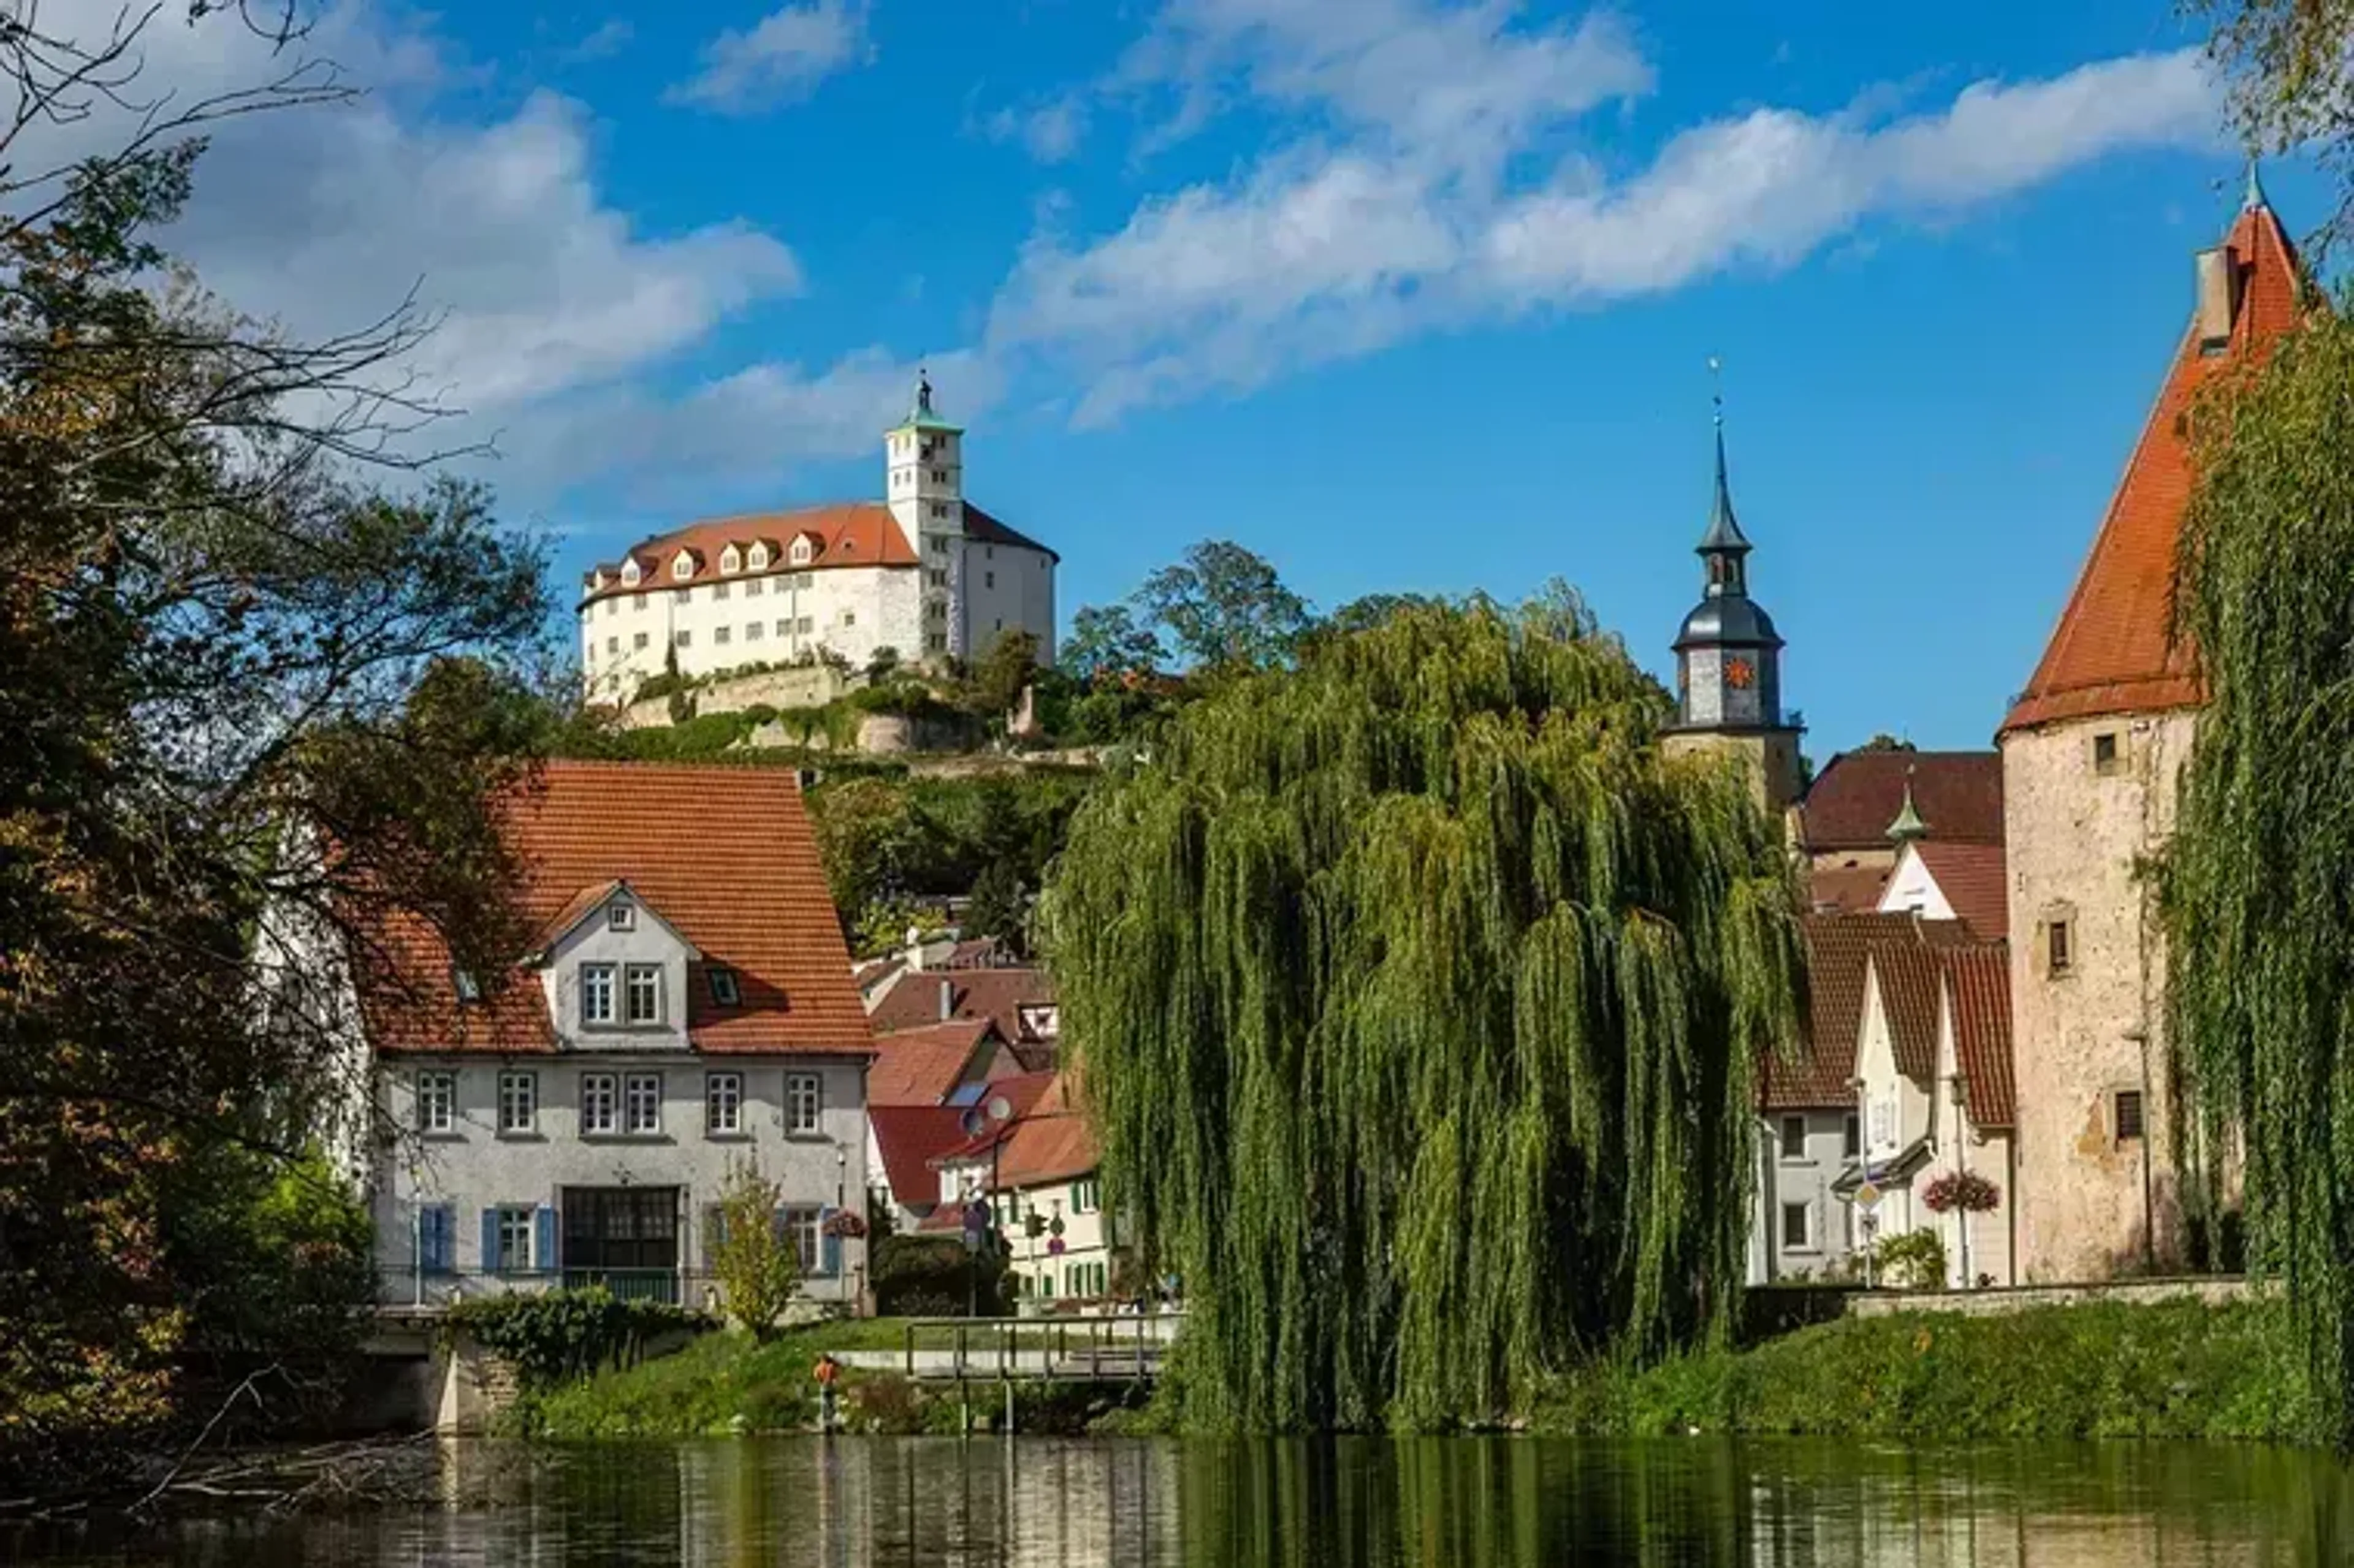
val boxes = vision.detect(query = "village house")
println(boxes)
[321,760,875,1310]
[2000,174,2304,1282]
[928,1075,1113,1307]
[868,956,1061,1072]
[576,375,1057,702]
[863,1015,1027,1230]
[1791,750,2004,916]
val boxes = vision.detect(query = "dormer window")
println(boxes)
[707,967,741,1007]
[625,963,663,1025]
[622,560,641,586]
[607,902,635,932]
[720,545,741,574]
[672,553,694,581]
[748,542,771,570]
[790,536,815,566]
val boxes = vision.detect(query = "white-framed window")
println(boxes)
[745,622,764,642]
[1778,1114,1807,1161]
[707,967,741,1007]
[714,626,732,645]
[712,580,731,602]
[622,562,641,587]
[720,545,740,573]
[497,1071,537,1135]
[452,967,482,1003]
[495,1206,536,1273]
[625,963,663,1025]
[676,630,692,648]
[672,554,693,580]
[581,1073,618,1135]
[417,1070,455,1134]
[790,537,813,565]
[1868,1097,1894,1147]
[1781,1202,1810,1250]
[631,593,647,611]
[775,619,791,638]
[745,577,764,597]
[581,963,616,1025]
[785,1072,821,1135]
[1071,1177,1100,1214]
[706,1072,742,1135]
[607,902,634,932]
[624,1072,662,1135]
[781,1204,826,1275]
[748,544,771,570]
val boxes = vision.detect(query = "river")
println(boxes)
[10,1435,2353,1566]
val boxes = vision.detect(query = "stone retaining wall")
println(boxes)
[1847,1274,2251,1319]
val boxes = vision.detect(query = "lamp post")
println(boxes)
[1949,1071,1971,1288]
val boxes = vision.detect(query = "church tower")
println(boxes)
[886,371,967,662]
[1663,390,1805,817]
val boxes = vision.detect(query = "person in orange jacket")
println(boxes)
[813,1352,842,1432]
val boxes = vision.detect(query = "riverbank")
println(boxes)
[1534,1299,2325,1445]
[529,1322,1148,1438]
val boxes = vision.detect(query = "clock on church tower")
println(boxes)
[1662,397,1805,818]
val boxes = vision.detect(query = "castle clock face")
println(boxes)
[1725,656,1756,690]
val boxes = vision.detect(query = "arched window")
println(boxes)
[790,535,817,566]
[672,552,694,581]
[720,545,741,574]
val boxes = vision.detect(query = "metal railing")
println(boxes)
[892,1313,1179,1382]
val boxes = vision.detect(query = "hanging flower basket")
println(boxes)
[1921,1170,2000,1214]
[822,1211,869,1239]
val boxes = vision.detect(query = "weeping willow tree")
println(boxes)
[2166,301,2354,1444]
[1041,591,1802,1431]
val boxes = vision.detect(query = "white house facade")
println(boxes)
[578,377,1058,702]
[344,761,878,1311]
[931,1075,1114,1307]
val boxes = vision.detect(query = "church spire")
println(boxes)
[2244,156,2269,213]
[1696,361,1751,597]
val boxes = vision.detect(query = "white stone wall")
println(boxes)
[1877,846,1955,921]
[2003,709,2198,1282]
[1857,970,1930,1163]
[579,565,924,702]
[962,539,1057,664]
[1753,1109,1859,1283]
[375,1053,869,1304]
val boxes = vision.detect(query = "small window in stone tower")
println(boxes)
[2093,732,2120,775]
[2113,1088,2146,1143]
[2046,918,2073,977]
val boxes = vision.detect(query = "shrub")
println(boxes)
[448,1288,702,1388]
[710,1162,801,1337]
[1872,1229,1949,1290]
[871,1234,1011,1317]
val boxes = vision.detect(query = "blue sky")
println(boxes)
[106,0,2323,753]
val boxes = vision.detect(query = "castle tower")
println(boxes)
[2000,173,2304,1282]
[886,371,967,662]
[1663,389,1805,818]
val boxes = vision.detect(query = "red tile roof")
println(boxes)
[1870,940,1948,1085]
[870,967,1059,1070]
[1908,841,2009,942]
[930,1073,1097,1190]
[1796,752,2003,851]
[581,501,1057,604]
[930,1071,1060,1166]
[1940,944,2014,1128]
[867,1018,1004,1108]
[2003,200,2307,734]
[1807,861,1892,915]
[360,760,871,1056]
[1762,913,1970,1109]
[870,1105,973,1210]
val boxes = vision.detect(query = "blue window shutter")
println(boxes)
[535,1205,557,1273]
[426,1204,455,1273]
[820,1206,841,1277]
[481,1208,500,1274]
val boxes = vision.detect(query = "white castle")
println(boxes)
[579,376,1058,701]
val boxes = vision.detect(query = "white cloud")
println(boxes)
[563,19,634,64]
[986,95,1090,164]
[983,7,2220,423]
[669,1,872,115]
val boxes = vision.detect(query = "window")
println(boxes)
[1067,1260,1107,1299]
[622,563,641,586]
[720,546,739,573]
[625,964,663,1024]
[790,538,813,565]
[745,622,764,642]
[842,612,856,628]
[632,593,647,611]
[676,630,693,648]
[931,535,948,554]
[581,963,616,1024]
[1843,1112,1861,1160]
[417,1071,455,1134]
[985,571,996,589]
[775,619,792,638]
[493,1206,536,1273]
[714,626,732,646]
[786,1072,821,1135]
[1071,1177,1100,1214]
[1779,1114,1807,1160]
[749,545,770,570]
[604,598,616,617]
[606,636,619,655]
[2047,918,2074,976]
[624,1072,662,1134]
[672,555,692,580]
[706,1072,743,1135]
[452,966,482,1003]
[2093,732,2120,775]
[581,1073,618,1135]
[745,577,764,596]
[707,967,741,1007]
[930,468,947,483]
[780,1205,828,1275]
[928,569,947,587]
[1781,1202,1810,1250]
[712,581,731,601]
[1869,1098,1894,1147]
[634,631,649,650]
[498,1071,537,1135]
[608,902,634,932]
[931,502,947,518]
[2114,1088,2146,1143]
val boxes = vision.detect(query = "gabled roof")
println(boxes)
[869,1105,972,1208]
[359,761,870,1056]
[868,1018,1006,1108]
[579,500,1059,604]
[2003,197,2307,734]
[1941,943,2014,1128]
[529,879,702,961]
[1762,913,1970,1109]
[963,503,1061,563]
[931,1073,1097,1190]
[931,1071,1060,1166]
[1868,941,1948,1086]
[870,966,1059,1070]
[1904,842,2009,941]
[1796,751,2003,851]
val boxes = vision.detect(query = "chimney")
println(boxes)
[939,978,954,1022]
[2194,247,2235,351]
[907,927,928,972]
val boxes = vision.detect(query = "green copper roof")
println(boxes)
[1886,777,1929,843]
[2244,157,2269,213]
[895,370,963,432]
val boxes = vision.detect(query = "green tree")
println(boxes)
[710,1162,802,1339]
[1135,539,1314,675]
[1042,595,1800,1431]
[2166,305,2354,1443]
[972,627,1041,720]
[962,859,1028,953]
[1061,603,1166,685]
[2195,0,2354,246]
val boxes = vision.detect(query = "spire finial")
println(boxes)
[1887,763,1929,844]
[1697,356,1750,560]
[2243,156,2268,213]
[1708,354,1723,429]
[915,364,934,417]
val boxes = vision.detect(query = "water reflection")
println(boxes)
[16,1435,2354,1567]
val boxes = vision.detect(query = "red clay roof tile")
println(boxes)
[1762,913,1971,1109]
[870,1105,973,1209]
[1908,841,2009,942]
[868,1018,1004,1108]
[1941,943,2014,1128]
[1797,752,2003,851]
[2004,200,2307,734]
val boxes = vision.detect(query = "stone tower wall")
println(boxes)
[2002,708,2198,1282]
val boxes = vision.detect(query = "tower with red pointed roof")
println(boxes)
[2000,170,2305,1282]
